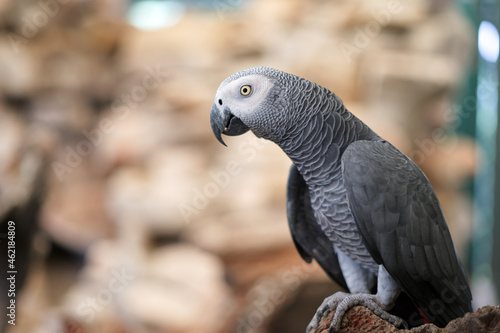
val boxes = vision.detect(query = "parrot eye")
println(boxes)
[240,85,252,96]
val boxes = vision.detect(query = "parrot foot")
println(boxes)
[306,292,408,333]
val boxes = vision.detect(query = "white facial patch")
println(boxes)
[215,75,273,118]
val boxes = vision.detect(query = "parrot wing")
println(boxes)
[287,164,348,290]
[341,140,472,327]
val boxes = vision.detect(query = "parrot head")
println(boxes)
[210,66,298,146]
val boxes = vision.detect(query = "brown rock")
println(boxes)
[106,146,208,234]
[41,162,114,252]
[120,244,233,333]
[184,210,291,256]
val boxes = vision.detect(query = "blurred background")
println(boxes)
[0,0,498,332]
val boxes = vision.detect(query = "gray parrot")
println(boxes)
[209,66,472,331]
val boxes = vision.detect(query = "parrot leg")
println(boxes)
[306,291,407,332]
[306,261,408,332]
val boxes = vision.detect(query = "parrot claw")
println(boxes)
[306,292,408,333]
[306,292,349,332]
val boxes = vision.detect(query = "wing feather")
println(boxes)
[342,140,472,327]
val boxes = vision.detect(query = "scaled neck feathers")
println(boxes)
[277,82,379,186]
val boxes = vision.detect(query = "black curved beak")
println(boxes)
[210,104,250,146]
